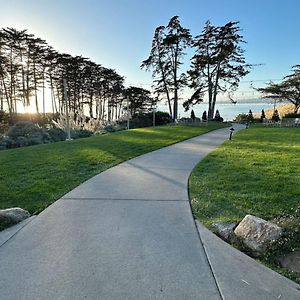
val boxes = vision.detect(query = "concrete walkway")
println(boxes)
[0,125,299,299]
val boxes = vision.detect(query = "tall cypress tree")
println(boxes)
[142,16,191,121]
[185,21,250,119]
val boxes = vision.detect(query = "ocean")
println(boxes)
[159,101,278,121]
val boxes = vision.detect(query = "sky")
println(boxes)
[1,0,300,101]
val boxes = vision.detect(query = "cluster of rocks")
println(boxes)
[0,208,30,227]
[211,214,299,274]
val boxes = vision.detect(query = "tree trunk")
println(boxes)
[158,56,172,117]
[1,76,12,116]
[173,89,178,120]
[42,67,45,116]
[89,94,93,118]
[33,61,39,114]
[172,42,179,121]
[0,82,3,110]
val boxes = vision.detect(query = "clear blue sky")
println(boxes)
[1,0,299,96]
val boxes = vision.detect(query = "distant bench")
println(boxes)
[280,118,300,127]
[263,118,300,127]
[263,119,281,127]
[177,118,208,125]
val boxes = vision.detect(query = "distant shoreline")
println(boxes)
[253,103,295,118]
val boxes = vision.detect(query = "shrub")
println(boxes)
[155,111,172,125]
[70,129,93,139]
[47,128,67,142]
[272,109,280,122]
[5,121,51,148]
[129,113,152,128]
[234,113,248,123]
[7,121,47,139]
[248,109,254,122]
[284,113,300,118]
[103,125,116,132]
[122,111,172,129]
[213,110,224,122]
[260,109,266,122]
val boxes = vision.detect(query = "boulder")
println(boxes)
[211,222,238,241]
[234,214,282,253]
[0,208,30,225]
[278,251,300,274]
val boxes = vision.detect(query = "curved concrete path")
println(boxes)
[0,125,299,299]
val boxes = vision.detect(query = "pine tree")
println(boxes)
[260,109,266,122]
[190,109,195,120]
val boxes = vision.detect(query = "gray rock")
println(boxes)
[278,251,300,273]
[211,222,238,241]
[234,215,282,253]
[0,208,30,225]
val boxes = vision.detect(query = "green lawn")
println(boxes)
[0,123,225,218]
[189,126,300,283]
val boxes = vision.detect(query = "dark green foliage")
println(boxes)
[190,110,196,120]
[103,125,126,133]
[272,109,280,122]
[6,121,50,148]
[70,129,93,139]
[0,28,130,123]
[260,109,266,122]
[185,21,250,118]
[234,113,248,123]
[214,110,223,122]
[258,65,300,114]
[121,111,172,129]
[0,122,94,150]
[47,128,67,142]
[141,16,191,120]
[103,125,116,132]
[154,111,172,125]
[248,109,254,122]
[127,114,153,129]
[283,112,300,118]
[124,86,154,115]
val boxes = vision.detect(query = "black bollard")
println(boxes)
[229,127,235,140]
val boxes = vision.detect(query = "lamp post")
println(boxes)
[229,127,235,140]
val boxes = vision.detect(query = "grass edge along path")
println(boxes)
[0,124,226,221]
[189,126,300,284]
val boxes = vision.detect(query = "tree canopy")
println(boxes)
[123,86,154,116]
[257,65,300,113]
[0,27,151,123]
[184,21,250,119]
[141,16,191,121]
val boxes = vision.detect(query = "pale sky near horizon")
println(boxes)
[1,0,300,99]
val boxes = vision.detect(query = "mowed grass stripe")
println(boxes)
[0,124,226,215]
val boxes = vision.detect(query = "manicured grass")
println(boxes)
[189,126,300,283]
[0,123,226,218]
